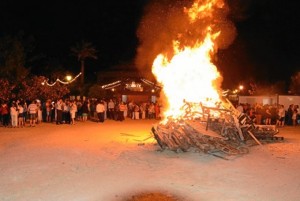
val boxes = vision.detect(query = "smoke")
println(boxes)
[135,0,238,78]
[134,0,191,78]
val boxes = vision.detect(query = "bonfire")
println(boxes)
[150,0,281,158]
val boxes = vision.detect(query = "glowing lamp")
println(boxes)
[66,75,72,81]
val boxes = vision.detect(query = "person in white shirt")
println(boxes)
[10,102,18,128]
[69,100,77,125]
[27,100,38,127]
[107,99,115,120]
[55,99,63,125]
[96,100,105,123]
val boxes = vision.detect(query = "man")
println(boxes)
[118,102,126,121]
[107,99,115,120]
[55,99,63,125]
[96,100,105,123]
[0,101,10,127]
[27,100,38,127]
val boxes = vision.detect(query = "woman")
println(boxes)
[69,100,77,125]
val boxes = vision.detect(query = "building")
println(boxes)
[101,77,161,103]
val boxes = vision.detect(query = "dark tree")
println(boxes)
[70,40,97,85]
[0,35,29,82]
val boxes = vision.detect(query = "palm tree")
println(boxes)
[71,40,97,85]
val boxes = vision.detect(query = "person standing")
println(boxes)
[27,100,38,127]
[45,99,52,122]
[255,103,263,125]
[69,100,77,125]
[292,105,298,126]
[36,101,43,124]
[103,99,107,120]
[17,101,25,128]
[140,103,146,120]
[264,106,272,125]
[55,99,63,125]
[114,102,120,121]
[128,101,134,119]
[286,104,294,126]
[81,101,89,122]
[10,102,18,128]
[276,105,285,127]
[119,102,126,121]
[76,101,83,121]
[63,100,70,124]
[133,104,140,120]
[148,103,155,119]
[0,101,9,127]
[108,99,115,120]
[96,100,105,123]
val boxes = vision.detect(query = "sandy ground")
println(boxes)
[0,119,300,201]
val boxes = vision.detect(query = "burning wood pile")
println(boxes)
[151,99,281,158]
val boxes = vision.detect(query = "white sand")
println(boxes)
[0,119,300,201]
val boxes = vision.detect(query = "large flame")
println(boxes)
[152,0,224,121]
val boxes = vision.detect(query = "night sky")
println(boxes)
[0,0,299,89]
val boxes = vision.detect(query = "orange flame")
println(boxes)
[152,0,224,122]
[185,0,224,23]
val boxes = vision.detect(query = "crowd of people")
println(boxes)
[1,97,299,128]
[236,103,300,127]
[0,97,162,128]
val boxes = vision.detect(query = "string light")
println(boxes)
[42,72,82,86]
[101,80,121,89]
[101,78,162,91]
[104,84,121,90]
[141,78,161,89]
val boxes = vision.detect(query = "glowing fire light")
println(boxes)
[152,0,225,121]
